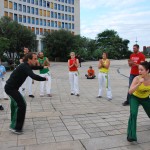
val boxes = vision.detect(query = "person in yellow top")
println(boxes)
[97,52,112,100]
[127,61,150,142]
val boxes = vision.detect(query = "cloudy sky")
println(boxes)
[80,0,150,51]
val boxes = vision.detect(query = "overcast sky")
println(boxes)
[80,0,150,51]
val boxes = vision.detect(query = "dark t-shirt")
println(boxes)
[5,62,46,90]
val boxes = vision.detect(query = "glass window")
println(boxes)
[55,12,57,19]
[65,14,67,20]
[23,0,26,2]
[36,28,39,35]
[31,0,34,4]
[23,16,26,23]
[35,0,38,5]
[31,7,34,14]
[62,22,64,28]
[27,0,30,3]
[55,21,57,27]
[47,1,50,7]
[65,0,67,3]
[72,15,74,21]
[65,23,68,29]
[40,19,43,25]
[19,15,22,22]
[39,0,42,6]
[36,18,39,25]
[27,6,30,13]
[72,7,74,13]
[69,15,71,21]
[51,21,54,27]
[68,0,71,4]
[23,5,26,12]
[54,3,57,10]
[72,23,74,29]
[35,8,38,15]
[28,16,31,23]
[58,13,61,19]
[51,11,54,18]
[14,2,17,10]
[69,23,71,29]
[61,5,64,11]
[68,6,71,12]
[62,14,64,20]
[61,0,64,2]
[58,4,60,10]
[65,6,67,12]
[32,17,35,24]
[14,14,18,21]
[19,4,22,11]
[47,21,50,26]
[44,20,46,26]
[43,0,46,7]
[72,0,74,5]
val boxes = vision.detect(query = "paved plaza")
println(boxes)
[0,60,150,150]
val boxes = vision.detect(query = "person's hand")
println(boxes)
[45,77,48,81]
[128,59,134,66]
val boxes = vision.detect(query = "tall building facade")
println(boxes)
[0,0,80,51]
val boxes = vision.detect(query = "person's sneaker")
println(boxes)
[75,94,80,96]
[71,93,74,95]
[96,96,102,98]
[29,95,34,98]
[47,94,52,97]
[107,98,112,101]
[122,101,129,106]
[127,137,136,142]
[0,105,4,110]
[9,128,23,135]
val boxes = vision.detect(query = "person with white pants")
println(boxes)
[97,52,112,100]
[38,52,52,97]
[68,52,80,96]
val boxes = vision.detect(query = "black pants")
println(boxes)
[5,88,26,130]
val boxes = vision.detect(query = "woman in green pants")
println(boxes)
[127,61,150,142]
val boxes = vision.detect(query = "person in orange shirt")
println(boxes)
[85,66,96,79]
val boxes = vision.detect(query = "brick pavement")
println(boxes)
[0,60,150,150]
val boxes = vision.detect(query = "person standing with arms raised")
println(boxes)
[68,52,80,96]
[122,44,145,106]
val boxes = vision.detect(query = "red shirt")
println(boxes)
[69,58,78,71]
[130,52,145,75]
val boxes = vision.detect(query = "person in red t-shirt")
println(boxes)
[85,66,96,79]
[68,52,80,96]
[122,44,145,106]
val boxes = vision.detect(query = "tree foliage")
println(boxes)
[0,16,36,60]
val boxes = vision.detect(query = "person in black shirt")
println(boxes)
[5,52,48,134]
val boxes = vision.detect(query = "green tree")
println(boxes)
[43,30,80,61]
[0,16,36,60]
[96,29,130,59]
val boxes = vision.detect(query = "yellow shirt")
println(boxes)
[99,59,109,73]
[133,83,150,98]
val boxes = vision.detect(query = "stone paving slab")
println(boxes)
[0,60,150,150]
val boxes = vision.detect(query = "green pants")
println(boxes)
[127,95,150,141]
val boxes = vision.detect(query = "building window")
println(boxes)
[61,5,64,11]
[55,12,57,19]
[47,20,50,26]
[68,0,71,4]
[27,0,30,3]
[69,23,71,29]
[35,8,38,15]
[47,11,50,17]
[69,15,71,21]
[31,7,34,14]
[72,0,74,5]
[43,10,46,16]
[36,28,39,35]
[32,27,35,33]
[61,0,64,2]
[72,15,74,21]
[40,28,43,35]
[51,11,54,18]
[68,6,71,12]
[72,7,74,13]
[51,21,54,27]
[9,13,13,19]
[4,0,8,8]
[14,2,17,10]
[28,16,31,23]
[23,16,26,23]
[72,23,74,29]
[58,21,61,28]
[47,1,50,7]
[36,18,39,25]
[23,0,26,2]
[40,9,42,16]
[54,3,57,10]
[14,14,18,21]
[9,1,13,9]
[65,6,67,12]
[43,0,46,7]
[44,19,46,26]
[40,19,43,25]
[62,22,64,28]
[39,0,42,6]
[32,17,35,24]
[65,14,67,20]
[18,4,22,11]
[27,6,30,13]
[23,5,26,12]
[58,13,61,19]
[19,15,22,22]
[62,14,64,20]
[58,4,60,10]
[65,0,67,3]
[65,23,68,29]
[4,11,8,17]
[35,0,38,5]
[31,0,34,4]
[55,21,57,27]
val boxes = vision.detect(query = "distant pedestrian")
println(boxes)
[122,44,145,106]
[68,52,80,96]
[5,52,48,134]
[97,52,112,100]
[38,52,52,97]
[127,61,150,142]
